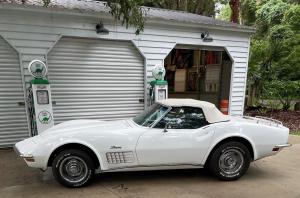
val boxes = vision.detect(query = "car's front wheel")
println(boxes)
[52,149,95,187]
[208,141,251,181]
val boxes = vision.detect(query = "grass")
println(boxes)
[291,131,300,136]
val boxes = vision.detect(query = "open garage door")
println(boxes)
[0,37,28,147]
[47,37,145,123]
[164,45,232,111]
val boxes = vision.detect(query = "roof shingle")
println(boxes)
[0,0,255,31]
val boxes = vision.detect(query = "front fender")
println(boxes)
[43,138,104,170]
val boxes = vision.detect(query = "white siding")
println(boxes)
[0,36,28,147]
[0,8,251,118]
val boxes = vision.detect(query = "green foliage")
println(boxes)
[283,5,300,32]
[248,39,269,83]
[42,0,50,7]
[269,24,294,41]
[217,3,231,21]
[256,0,290,36]
[263,80,300,110]
[240,0,256,25]
[247,0,300,109]
[104,0,147,34]
[274,39,300,80]
[104,0,218,34]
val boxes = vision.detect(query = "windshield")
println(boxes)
[133,103,169,127]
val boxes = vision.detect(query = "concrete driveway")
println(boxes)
[1,135,300,198]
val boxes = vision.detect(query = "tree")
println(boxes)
[247,1,300,109]
[217,3,231,21]
[144,0,216,16]
[240,0,256,25]
[255,0,290,36]
[263,80,300,110]
[104,0,147,34]
[229,0,240,23]
[103,0,218,34]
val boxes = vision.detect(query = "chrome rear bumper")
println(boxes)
[272,143,292,152]
[275,143,292,148]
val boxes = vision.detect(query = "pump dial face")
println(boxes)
[28,60,47,78]
[158,89,166,100]
[36,90,49,105]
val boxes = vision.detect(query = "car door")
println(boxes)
[135,106,215,166]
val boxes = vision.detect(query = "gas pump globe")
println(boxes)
[28,60,54,135]
[150,64,168,104]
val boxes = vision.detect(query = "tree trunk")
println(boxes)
[230,0,240,23]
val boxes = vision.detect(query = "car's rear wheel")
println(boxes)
[208,141,251,181]
[52,149,95,187]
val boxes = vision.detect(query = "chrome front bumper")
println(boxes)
[13,145,35,162]
[13,145,21,156]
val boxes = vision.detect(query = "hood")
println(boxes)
[40,119,132,137]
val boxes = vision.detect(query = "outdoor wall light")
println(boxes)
[201,31,213,42]
[96,22,109,35]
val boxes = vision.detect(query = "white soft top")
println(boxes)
[158,98,230,123]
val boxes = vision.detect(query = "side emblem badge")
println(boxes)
[110,146,122,149]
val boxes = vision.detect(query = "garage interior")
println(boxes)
[164,45,232,109]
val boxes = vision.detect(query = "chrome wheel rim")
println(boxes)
[219,148,244,175]
[59,156,88,183]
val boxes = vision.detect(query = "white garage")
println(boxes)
[0,0,254,147]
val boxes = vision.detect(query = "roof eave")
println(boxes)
[146,18,256,34]
[0,3,256,34]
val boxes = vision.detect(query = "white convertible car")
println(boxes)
[15,99,291,187]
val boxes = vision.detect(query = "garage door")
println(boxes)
[0,37,28,147]
[47,37,145,123]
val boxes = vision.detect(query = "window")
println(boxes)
[154,107,208,129]
[133,103,169,127]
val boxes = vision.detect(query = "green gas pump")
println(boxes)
[27,60,54,136]
[150,65,168,105]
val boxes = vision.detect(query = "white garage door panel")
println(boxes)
[48,37,145,124]
[0,38,28,147]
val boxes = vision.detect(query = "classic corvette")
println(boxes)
[14,99,291,187]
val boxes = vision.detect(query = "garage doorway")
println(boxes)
[164,45,232,108]
[47,37,145,123]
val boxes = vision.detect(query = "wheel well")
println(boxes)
[206,137,254,164]
[47,143,100,168]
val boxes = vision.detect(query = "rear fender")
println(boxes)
[201,133,257,164]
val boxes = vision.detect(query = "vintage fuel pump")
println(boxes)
[149,64,168,105]
[27,60,54,136]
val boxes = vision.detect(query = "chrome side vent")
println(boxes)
[106,151,134,164]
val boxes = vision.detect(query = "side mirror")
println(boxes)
[163,123,171,133]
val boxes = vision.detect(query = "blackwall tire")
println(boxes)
[208,141,251,181]
[52,149,95,187]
